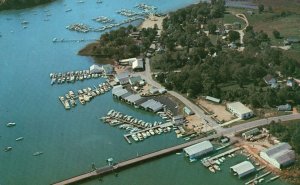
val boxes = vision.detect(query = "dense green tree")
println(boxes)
[258,4,264,13]
[208,22,217,34]
[272,30,281,39]
[228,30,240,42]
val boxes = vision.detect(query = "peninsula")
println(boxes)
[0,0,54,11]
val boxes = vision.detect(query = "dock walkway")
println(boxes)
[53,134,219,185]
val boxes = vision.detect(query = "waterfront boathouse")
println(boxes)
[230,161,256,178]
[260,142,295,169]
[183,141,213,160]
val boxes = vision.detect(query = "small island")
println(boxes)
[0,0,54,11]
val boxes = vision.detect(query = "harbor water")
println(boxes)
[0,0,290,185]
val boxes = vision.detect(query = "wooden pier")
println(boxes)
[245,171,271,185]
[52,134,219,185]
[210,146,241,160]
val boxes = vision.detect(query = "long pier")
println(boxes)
[52,134,219,185]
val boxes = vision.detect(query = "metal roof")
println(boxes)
[242,128,260,137]
[205,96,221,103]
[227,102,252,115]
[112,85,123,94]
[125,94,142,103]
[230,161,255,176]
[262,142,292,157]
[272,150,295,165]
[183,141,213,156]
[121,92,132,99]
[112,89,128,97]
[140,99,164,112]
[132,59,144,69]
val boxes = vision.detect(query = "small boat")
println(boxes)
[221,157,225,161]
[149,129,155,135]
[219,158,223,162]
[214,160,220,165]
[16,137,24,141]
[7,122,16,127]
[4,147,12,152]
[176,152,182,155]
[33,152,43,156]
[213,165,220,171]
[208,166,216,173]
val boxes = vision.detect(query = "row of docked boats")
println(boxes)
[66,16,144,33]
[131,127,172,142]
[66,23,90,33]
[104,109,164,129]
[93,16,114,24]
[58,82,111,109]
[157,111,172,121]
[50,70,102,85]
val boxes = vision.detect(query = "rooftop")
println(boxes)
[184,141,213,156]
[227,102,252,114]
[230,161,255,176]
[262,142,292,157]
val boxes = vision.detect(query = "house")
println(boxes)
[115,72,130,85]
[132,58,144,71]
[260,142,295,169]
[89,64,103,74]
[263,74,276,85]
[129,31,140,39]
[129,76,144,86]
[277,104,292,111]
[172,115,185,125]
[149,87,159,94]
[158,88,167,94]
[205,96,221,103]
[284,37,300,45]
[183,141,214,160]
[286,79,294,87]
[227,102,253,119]
[183,106,195,115]
[101,64,114,75]
[242,128,260,140]
[230,161,256,178]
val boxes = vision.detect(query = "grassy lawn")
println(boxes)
[283,44,300,61]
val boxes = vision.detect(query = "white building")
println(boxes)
[227,102,253,119]
[230,161,256,178]
[260,142,295,169]
[132,58,144,71]
[89,64,103,74]
[183,141,213,160]
[118,58,137,66]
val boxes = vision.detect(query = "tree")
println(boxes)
[258,4,264,13]
[268,6,273,12]
[208,22,217,34]
[228,30,240,42]
[272,30,281,39]
[291,127,300,153]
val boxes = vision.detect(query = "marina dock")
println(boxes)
[201,145,240,168]
[245,171,271,185]
[52,134,219,185]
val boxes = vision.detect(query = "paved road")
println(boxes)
[138,58,300,135]
[136,58,224,132]
[220,113,300,136]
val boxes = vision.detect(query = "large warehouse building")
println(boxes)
[260,142,295,169]
[230,161,256,178]
[183,141,213,160]
[227,102,253,119]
